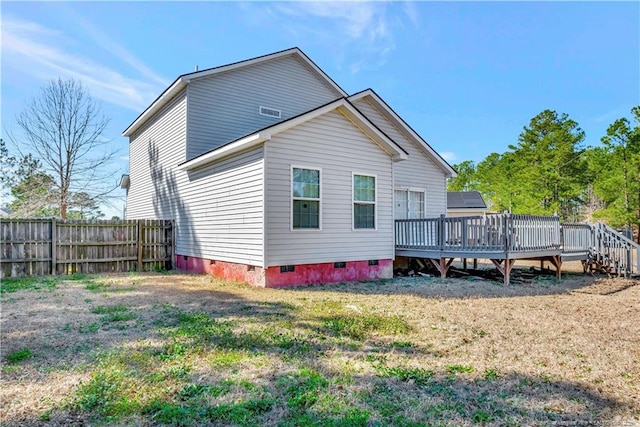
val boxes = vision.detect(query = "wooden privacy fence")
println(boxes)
[0,218,174,278]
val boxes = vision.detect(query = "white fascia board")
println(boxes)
[266,99,345,135]
[349,90,456,177]
[180,97,407,172]
[186,49,298,80]
[266,99,406,160]
[185,48,347,97]
[337,103,407,161]
[179,133,266,171]
[123,49,347,138]
[123,78,187,137]
[178,100,344,172]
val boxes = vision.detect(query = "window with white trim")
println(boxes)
[292,167,320,229]
[353,174,376,229]
[395,189,425,219]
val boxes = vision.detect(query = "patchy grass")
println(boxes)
[91,304,136,323]
[0,277,58,294]
[5,349,32,364]
[375,364,435,386]
[323,312,410,340]
[1,272,638,426]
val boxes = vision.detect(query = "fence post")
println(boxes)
[137,219,144,272]
[170,220,176,270]
[50,218,57,275]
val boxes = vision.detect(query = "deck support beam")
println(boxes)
[581,260,589,273]
[546,255,563,279]
[490,258,515,285]
[428,258,454,278]
[461,258,479,270]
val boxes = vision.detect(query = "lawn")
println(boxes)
[1,270,638,426]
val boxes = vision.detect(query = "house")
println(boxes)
[121,48,456,287]
[446,191,488,217]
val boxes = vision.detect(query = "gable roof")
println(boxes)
[447,191,487,210]
[348,89,456,178]
[179,98,408,171]
[123,47,347,137]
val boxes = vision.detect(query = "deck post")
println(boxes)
[428,258,454,278]
[546,255,562,279]
[438,214,446,250]
[505,259,513,285]
[461,218,468,250]
[491,258,515,285]
[503,212,511,252]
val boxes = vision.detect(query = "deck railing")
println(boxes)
[592,223,640,276]
[396,215,639,275]
[395,214,561,253]
[561,223,593,254]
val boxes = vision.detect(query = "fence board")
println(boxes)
[0,218,173,278]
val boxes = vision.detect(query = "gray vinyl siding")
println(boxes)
[127,90,265,266]
[186,55,342,160]
[127,91,187,220]
[265,110,394,266]
[353,99,447,217]
[177,147,264,265]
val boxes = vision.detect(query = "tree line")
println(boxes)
[448,107,640,242]
[1,78,118,220]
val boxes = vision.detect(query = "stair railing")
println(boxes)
[591,223,639,276]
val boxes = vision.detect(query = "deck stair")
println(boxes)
[587,223,639,277]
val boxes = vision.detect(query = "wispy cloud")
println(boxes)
[72,14,168,88]
[402,2,420,29]
[241,2,413,74]
[2,16,167,112]
[439,151,457,162]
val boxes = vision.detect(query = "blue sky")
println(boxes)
[2,1,638,216]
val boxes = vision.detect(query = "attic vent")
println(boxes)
[259,106,281,118]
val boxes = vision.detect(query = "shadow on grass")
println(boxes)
[284,271,609,300]
[5,364,630,426]
[1,273,635,426]
[0,273,302,366]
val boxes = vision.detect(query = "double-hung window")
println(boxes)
[292,167,320,229]
[353,174,376,229]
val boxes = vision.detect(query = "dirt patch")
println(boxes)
[1,272,639,426]
[571,277,638,295]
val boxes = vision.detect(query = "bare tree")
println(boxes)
[11,78,116,218]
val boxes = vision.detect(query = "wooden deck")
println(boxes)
[395,214,638,284]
